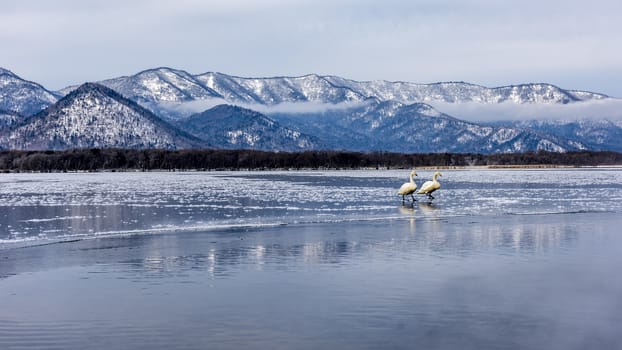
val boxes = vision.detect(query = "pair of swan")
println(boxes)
[398,170,442,203]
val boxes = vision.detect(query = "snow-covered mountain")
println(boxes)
[270,99,583,153]
[61,67,224,120]
[198,72,607,106]
[0,110,21,130]
[176,105,321,151]
[0,66,619,153]
[1,83,204,150]
[498,119,622,152]
[59,68,609,120]
[0,68,60,116]
[195,72,366,105]
[0,110,21,141]
[321,77,608,104]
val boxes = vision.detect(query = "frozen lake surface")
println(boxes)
[2,169,621,247]
[1,169,621,349]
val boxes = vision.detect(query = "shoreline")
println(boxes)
[1,149,621,173]
[3,164,622,173]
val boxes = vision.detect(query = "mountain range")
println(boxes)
[60,67,609,113]
[1,83,202,150]
[269,99,585,153]
[1,66,620,153]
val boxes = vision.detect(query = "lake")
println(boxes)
[1,169,621,349]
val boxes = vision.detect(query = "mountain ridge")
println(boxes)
[1,83,205,150]
[0,68,61,116]
[1,66,620,153]
[269,99,585,153]
[176,104,322,151]
[56,67,610,112]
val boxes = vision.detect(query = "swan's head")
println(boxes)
[434,171,442,177]
[410,170,418,177]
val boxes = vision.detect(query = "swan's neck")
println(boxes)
[432,173,438,181]
[409,174,415,184]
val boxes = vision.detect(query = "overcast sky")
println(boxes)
[2,0,621,97]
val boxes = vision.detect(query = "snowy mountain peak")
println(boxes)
[195,72,365,105]
[100,67,222,103]
[176,104,321,151]
[1,82,203,150]
[71,81,117,96]
[0,68,59,116]
[322,76,606,104]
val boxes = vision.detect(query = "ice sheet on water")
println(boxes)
[1,169,621,248]
[20,216,87,223]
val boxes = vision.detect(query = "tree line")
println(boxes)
[0,149,621,172]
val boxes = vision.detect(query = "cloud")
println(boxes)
[162,96,622,124]
[160,98,228,116]
[160,99,371,116]
[242,101,371,115]
[428,99,622,122]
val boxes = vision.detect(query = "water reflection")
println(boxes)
[4,214,579,280]
[1,213,620,350]
[417,202,440,216]
[1,209,591,283]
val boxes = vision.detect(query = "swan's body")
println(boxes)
[418,172,442,200]
[398,170,418,203]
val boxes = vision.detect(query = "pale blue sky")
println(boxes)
[2,0,621,97]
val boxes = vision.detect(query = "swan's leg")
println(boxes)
[410,194,416,202]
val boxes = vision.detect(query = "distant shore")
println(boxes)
[1,149,621,172]
[418,164,622,170]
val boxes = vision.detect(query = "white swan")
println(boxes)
[398,170,418,203]
[417,172,442,200]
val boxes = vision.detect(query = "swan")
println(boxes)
[418,172,442,200]
[398,170,418,203]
